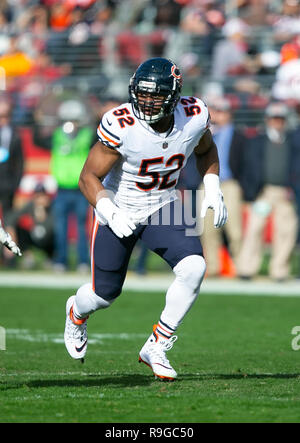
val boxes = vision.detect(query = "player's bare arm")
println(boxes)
[78,140,121,208]
[194,129,219,178]
[194,129,228,228]
[79,140,136,239]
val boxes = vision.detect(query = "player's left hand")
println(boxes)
[200,174,228,228]
[0,227,22,256]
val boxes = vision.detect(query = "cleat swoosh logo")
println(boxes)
[153,362,172,369]
[75,340,87,353]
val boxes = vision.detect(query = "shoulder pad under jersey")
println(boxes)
[97,104,135,150]
[179,96,210,130]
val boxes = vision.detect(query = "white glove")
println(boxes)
[0,224,22,256]
[200,174,228,228]
[96,197,136,238]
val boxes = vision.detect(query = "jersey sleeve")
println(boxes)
[97,109,123,150]
[179,96,210,135]
[196,97,210,131]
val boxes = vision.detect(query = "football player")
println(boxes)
[0,219,22,256]
[64,57,227,380]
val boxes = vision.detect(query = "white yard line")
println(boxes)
[0,271,299,296]
[4,329,147,345]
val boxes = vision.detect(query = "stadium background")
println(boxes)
[0,0,299,277]
[1,0,300,425]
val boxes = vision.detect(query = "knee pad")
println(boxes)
[76,283,114,317]
[173,255,206,293]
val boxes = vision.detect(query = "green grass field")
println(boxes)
[1,285,300,423]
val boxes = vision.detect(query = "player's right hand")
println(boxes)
[96,197,136,238]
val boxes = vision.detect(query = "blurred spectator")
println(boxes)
[46,4,110,76]
[237,0,270,27]
[210,17,257,81]
[0,34,33,83]
[279,33,300,63]
[237,102,298,281]
[290,102,300,275]
[226,76,269,111]
[271,55,300,102]
[272,0,300,43]
[180,0,225,57]
[116,30,147,70]
[5,183,54,269]
[12,51,71,125]
[33,98,96,272]
[0,9,12,33]
[199,96,247,277]
[153,0,184,28]
[49,3,72,31]
[0,95,24,223]
[272,34,300,101]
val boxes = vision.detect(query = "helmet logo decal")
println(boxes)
[171,64,181,80]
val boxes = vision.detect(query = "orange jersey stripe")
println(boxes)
[98,128,119,146]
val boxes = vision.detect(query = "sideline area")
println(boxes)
[0,270,299,296]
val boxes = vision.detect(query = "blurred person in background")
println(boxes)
[0,94,24,265]
[0,33,33,83]
[33,98,96,273]
[211,18,250,81]
[272,33,300,102]
[5,183,54,269]
[179,0,225,58]
[272,0,300,43]
[235,0,271,26]
[199,96,246,277]
[290,102,300,278]
[210,17,257,82]
[237,102,298,281]
[0,95,24,223]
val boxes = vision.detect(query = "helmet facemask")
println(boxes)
[130,83,174,123]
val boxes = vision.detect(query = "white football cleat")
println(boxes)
[139,324,178,381]
[64,296,88,361]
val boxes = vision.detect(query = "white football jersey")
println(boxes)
[96,96,209,223]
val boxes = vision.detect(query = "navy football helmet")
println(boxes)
[129,57,182,123]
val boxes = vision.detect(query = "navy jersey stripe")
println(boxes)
[100,120,120,141]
